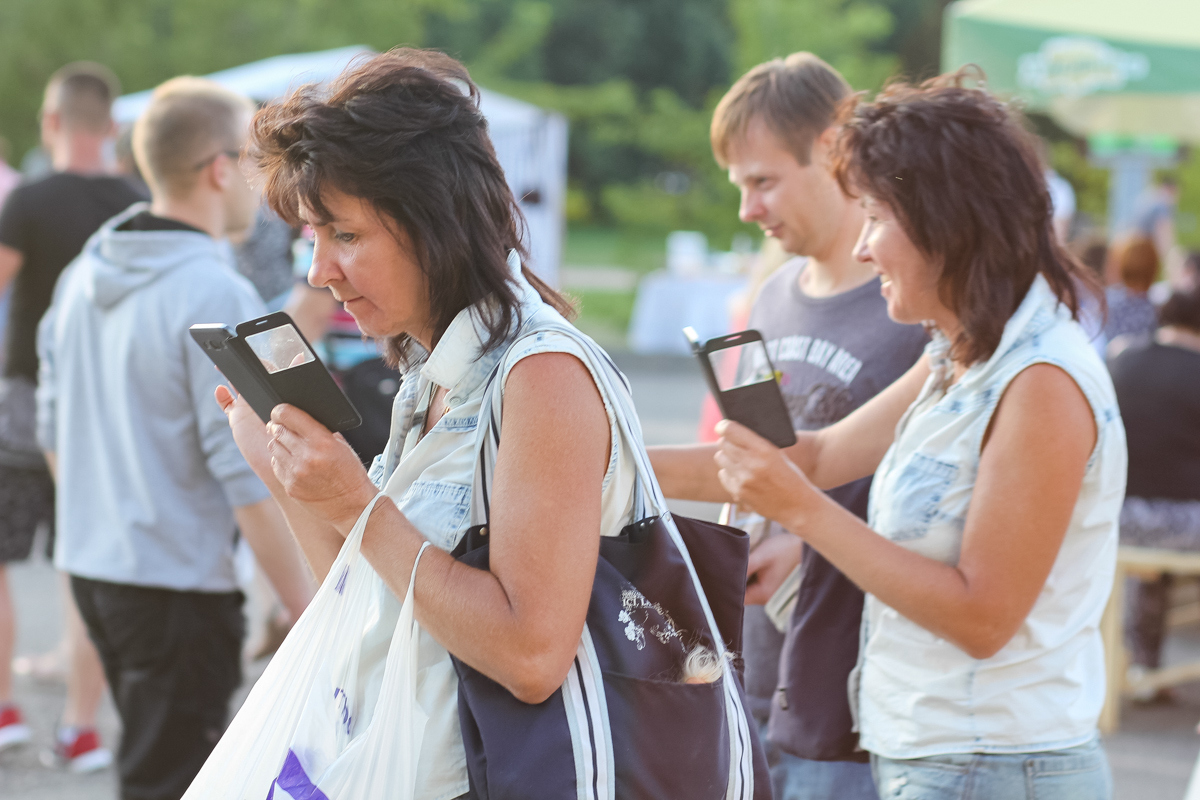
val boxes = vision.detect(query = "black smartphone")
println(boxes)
[190,312,363,433]
[684,327,796,449]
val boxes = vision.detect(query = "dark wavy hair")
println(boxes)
[832,68,1098,365]
[249,47,573,368]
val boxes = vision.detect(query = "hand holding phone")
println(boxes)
[684,327,796,449]
[191,312,362,433]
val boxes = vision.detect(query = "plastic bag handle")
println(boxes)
[345,491,391,552]
[407,541,432,602]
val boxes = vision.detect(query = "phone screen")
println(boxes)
[716,339,775,392]
[245,324,317,374]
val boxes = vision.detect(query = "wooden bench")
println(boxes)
[1099,546,1200,733]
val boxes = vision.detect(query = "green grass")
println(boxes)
[563,225,666,274]
[566,287,638,350]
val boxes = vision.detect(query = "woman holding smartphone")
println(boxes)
[689,73,1125,798]
[214,48,755,799]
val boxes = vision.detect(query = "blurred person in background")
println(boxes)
[36,76,313,799]
[704,73,1123,799]
[1133,174,1180,287]
[113,123,149,197]
[1103,235,1159,349]
[0,136,20,372]
[651,52,927,800]
[1180,250,1200,293]
[1108,287,1200,698]
[0,138,18,207]
[0,61,145,771]
[230,205,298,312]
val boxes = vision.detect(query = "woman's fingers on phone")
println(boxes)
[270,403,325,438]
[266,422,295,456]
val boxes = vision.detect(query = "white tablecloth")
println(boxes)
[627,272,748,355]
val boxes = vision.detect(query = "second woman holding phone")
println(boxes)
[653,72,1126,799]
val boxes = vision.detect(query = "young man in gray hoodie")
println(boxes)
[35,77,312,800]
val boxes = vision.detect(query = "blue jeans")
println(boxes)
[870,738,1112,800]
[773,749,879,800]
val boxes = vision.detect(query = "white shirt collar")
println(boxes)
[420,250,536,397]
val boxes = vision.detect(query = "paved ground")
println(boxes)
[2,352,1199,798]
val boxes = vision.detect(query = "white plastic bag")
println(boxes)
[183,493,432,800]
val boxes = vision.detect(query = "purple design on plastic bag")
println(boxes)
[266,749,329,800]
[335,565,349,595]
[333,688,354,735]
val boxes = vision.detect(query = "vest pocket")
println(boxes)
[886,454,959,542]
[397,481,471,550]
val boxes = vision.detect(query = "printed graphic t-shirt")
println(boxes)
[742,257,928,761]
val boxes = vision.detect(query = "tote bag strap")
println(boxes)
[465,318,757,800]
[468,325,660,527]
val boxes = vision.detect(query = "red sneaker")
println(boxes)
[0,704,32,751]
[55,726,113,773]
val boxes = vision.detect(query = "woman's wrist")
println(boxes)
[330,480,387,538]
[781,503,812,540]
[778,485,832,544]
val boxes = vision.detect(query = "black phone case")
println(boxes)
[689,329,797,449]
[189,324,280,424]
[190,313,362,432]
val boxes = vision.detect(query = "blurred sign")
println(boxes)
[1087,133,1179,161]
[1018,37,1150,98]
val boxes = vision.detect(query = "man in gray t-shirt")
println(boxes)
[650,53,927,799]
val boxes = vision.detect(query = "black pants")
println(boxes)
[71,576,244,800]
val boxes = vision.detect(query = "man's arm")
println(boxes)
[233,498,316,623]
[647,443,729,502]
[0,243,21,293]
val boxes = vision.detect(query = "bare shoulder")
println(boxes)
[505,350,598,393]
[495,351,611,483]
[988,362,1096,454]
[501,351,608,438]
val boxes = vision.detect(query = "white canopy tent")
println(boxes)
[113,47,568,286]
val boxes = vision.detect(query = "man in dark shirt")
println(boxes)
[0,61,142,769]
[1109,288,1200,680]
[650,54,926,800]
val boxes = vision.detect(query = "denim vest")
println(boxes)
[357,256,636,799]
[854,275,1127,758]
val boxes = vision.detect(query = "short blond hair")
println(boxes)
[132,77,254,197]
[711,53,851,168]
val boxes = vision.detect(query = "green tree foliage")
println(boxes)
[0,0,900,246]
[879,0,953,80]
[0,0,447,158]
[432,0,897,244]
[730,0,895,90]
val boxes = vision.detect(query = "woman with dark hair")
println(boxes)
[1109,287,1200,692]
[215,48,754,798]
[705,72,1126,798]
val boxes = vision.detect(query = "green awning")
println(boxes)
[942,0,1200,142]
